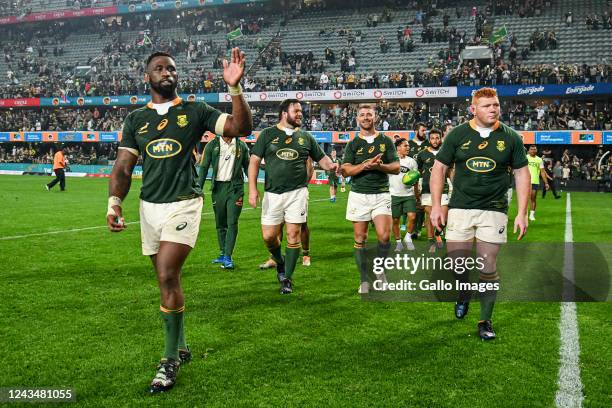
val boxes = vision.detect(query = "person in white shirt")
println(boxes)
[389,138,418,251]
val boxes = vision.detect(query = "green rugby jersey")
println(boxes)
[251,125,325,194]
[328,157,341,181]
[119,97,225,203]
[436,119,528,213]
[342,133,399,194]
[408,138,429,159]
[416,147,448,194]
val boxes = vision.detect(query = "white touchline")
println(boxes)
[0,197,332,240]
[555,193,583,408]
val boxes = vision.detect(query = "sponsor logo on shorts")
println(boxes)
[300,209,306,216]
[176,222,188,231]
[466,157,496,173]
[499,226,505,234]
[276,148,299,160]
[146,138,182,159]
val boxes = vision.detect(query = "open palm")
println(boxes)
[223,47,246,87]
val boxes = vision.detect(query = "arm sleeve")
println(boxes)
[435,129,458,166]
[251,129,266,158]
[342,141,355,164]
[118,113,139,156]
[307,132,326,162]
[510,132,529,169]
[199,102,227,136]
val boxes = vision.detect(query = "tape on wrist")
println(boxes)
[107,196,122,216]
[228,83,243,96]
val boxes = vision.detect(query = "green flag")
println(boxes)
[489,26,508,44]
[227,28,243,41]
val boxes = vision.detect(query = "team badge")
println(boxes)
[478,141,488,150]
[298,137,304,145]
[285,137,293,144]
[177,115,188,128]
[272,137,279,144]
[460,140,471,150]
[357,147,364,155]
[368,146,375,154]
[138,122,149,134]
[380,144,386,152]
[496,141,506,151]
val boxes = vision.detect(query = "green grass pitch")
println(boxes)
[0,175,610,407]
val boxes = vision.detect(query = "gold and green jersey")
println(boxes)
[119,97,225,203]
[408,138,429,159]
[416,147,448,194]
[342,134,399,194]
[436,120,528,213]
[526,154,544,184]
[251,125,325,194]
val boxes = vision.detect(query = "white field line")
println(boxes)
[0,197,332,241]
[555,193,584,408]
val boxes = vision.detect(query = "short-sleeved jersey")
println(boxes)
[328,157,341,181]
[408,138,429,159]
[436,120,528,213]
[119,98,225,203]
[342,134,399,194]
[389,155,418,196]
[526,154,544,184]
[417,147,449,194]
[251,125,325,194]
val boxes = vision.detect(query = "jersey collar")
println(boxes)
[276,124,300,135]
[146,97,183,110]
[469,118,500,131]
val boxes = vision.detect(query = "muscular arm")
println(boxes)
[430,160,449,209]
[317,155,336,172]
[513,165,531,240]
[514,166,531,216]
[341,162,366,177]
[109,149,138,199]
[107,149,138,231]
[222,95,253,137]
[307,157,314,181]
[248,154,262,208]
[374,160,400,175]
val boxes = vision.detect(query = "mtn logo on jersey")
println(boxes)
[146,138,182,158]
[466,157,496,173]
[276,148,299,160]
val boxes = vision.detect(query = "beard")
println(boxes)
[150,79,177,99]
[287,116,302,128]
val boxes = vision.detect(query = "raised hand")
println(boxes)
[223,47,246,87]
